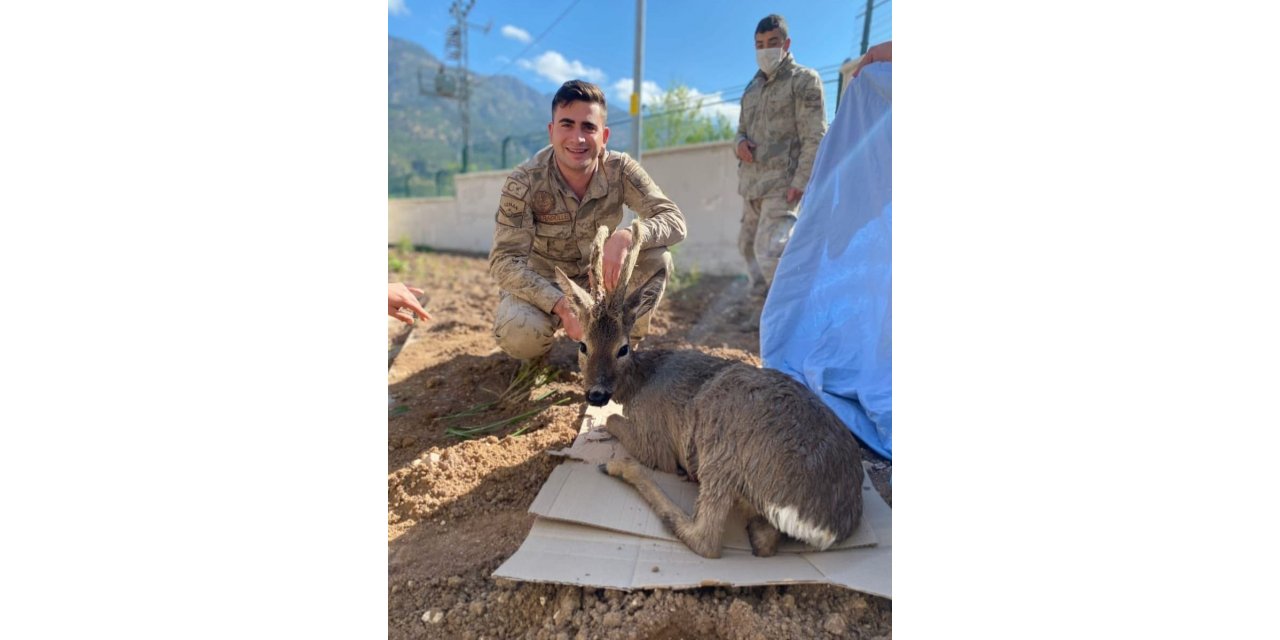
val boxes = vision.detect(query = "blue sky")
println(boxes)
[389,0,891,124]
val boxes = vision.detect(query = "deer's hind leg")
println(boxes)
[601,458,733,559]
[746,515,783,557]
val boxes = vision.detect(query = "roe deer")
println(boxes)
[554,221,864,559]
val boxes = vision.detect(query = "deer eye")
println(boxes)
[578,342,588,354]
[617,344,630,358]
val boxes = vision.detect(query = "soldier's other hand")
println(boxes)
[389,282,431,324]
[553,296,584,341]
[786,187,803,205]
[736,139,756,163]
[602,228,634,292]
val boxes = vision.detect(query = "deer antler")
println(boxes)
[587,225,609,302]
[616,219,646,298]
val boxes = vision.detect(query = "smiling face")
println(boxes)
[548,100,610,179]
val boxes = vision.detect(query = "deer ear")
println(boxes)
[555,267,594,317]
[624,268,666,325]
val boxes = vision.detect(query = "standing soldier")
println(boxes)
[489,80,687,364]
[735,13,828,295]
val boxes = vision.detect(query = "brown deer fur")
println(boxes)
[554,222,864,559]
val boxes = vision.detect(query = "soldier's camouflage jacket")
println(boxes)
[736,52,828,199]
[489,146,687,314]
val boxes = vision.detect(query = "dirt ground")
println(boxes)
[388,248,892,639]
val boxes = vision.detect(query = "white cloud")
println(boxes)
[611,79,664,108]
[388,0,409,16]
[500,25,532,44]
[612,79,741,123]
[517,51,606,84]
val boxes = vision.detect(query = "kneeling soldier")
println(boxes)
[489,79,687,362]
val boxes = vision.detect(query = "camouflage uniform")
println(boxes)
[489,146,687,360]
[736,51,828,287]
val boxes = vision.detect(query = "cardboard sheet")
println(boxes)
[494,474,891,596]
[496,404,892,597]
[530,461,878,553]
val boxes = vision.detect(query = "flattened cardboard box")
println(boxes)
[496,410,891,597]
[529,462,878,553]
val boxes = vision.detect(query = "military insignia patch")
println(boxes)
[502,174,529,199]
[499,194,525,216]
[531,190,555,215]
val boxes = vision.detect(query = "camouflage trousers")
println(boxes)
[492,247,673,360]
[739,194,798,288]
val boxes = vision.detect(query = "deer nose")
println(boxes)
[586,387,611,406]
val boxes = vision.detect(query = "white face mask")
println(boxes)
[756,47,784,74]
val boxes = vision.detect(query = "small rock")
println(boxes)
[390,584,400,593]
[823,613,847,636]
[554,588,581,625]
[400,435,417,448]
[625,594,645,612]
[426,376,444,388]
[447,576,463,587]
[421,609,444,625]
[406,580,415,588]
[410,459,423,468]
[428,451,442,465]
[469,601,485,616]
[602,611,623,627]
[781,594,796,610]
[650,565,660,573]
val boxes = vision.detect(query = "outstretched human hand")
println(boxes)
[388,282,431,324]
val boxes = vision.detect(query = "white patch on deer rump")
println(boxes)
[765,503,837,550]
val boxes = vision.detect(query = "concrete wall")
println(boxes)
[388,140,746,277]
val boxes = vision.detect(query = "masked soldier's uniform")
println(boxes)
[736,50,827,288]
[489,146,686,360]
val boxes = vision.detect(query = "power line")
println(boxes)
[473,0,585,87]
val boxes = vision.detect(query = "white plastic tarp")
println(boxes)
[761,63,892,458]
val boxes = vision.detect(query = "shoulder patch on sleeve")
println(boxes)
[499,194,526,216]
[496,193,526,228]
[502,172,530,199]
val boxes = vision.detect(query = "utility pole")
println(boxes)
[631,0,645,161]
[420,0,489,174]
[838,0,876,110]
[859,0,874,56]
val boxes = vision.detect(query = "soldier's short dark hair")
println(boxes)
[551,80,608,121]
[755,14,788,39]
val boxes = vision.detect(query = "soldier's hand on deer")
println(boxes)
[601,228,634,292]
